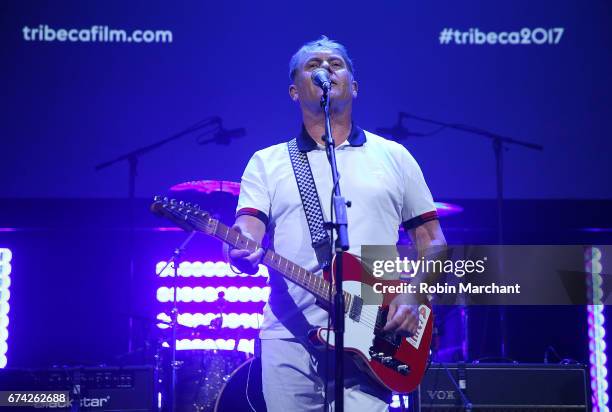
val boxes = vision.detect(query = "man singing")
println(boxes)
[227,36,446,411]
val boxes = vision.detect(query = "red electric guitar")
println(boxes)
[151,197,433,393]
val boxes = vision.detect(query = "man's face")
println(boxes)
[289,49,358,111]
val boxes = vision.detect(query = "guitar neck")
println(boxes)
[212,220,334,304]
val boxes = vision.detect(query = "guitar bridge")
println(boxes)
[369,348,411,376]
[368,307,410,375]
[374,307,402,347]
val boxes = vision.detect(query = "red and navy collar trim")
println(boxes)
[296,123,367,152]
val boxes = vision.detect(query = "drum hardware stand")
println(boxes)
[441,361,472,412]
[153,337,164,411]
[211,291,226,360]
[211,291,226,334]
[430,328,473,412]
[156,230,197,412]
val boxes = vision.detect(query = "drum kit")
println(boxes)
[150,179,462,412]
[173,346,249,412]
[153,275,257,411]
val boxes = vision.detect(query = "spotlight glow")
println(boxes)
[0,248,12,368]
[175,338,255,353]
[155,259,265,356]
[156,286,270,303]
[586,246,609,412]
[156,260,268,278]
[156,312,263,329]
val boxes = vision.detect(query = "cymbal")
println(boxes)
[167,180,241,219]
[169,180,462,218]
[170,180,240,196]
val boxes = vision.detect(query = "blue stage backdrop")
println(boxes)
[0,0,610,199]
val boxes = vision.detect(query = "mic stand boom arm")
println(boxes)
[95,116,223,173]
[400,111,542,359]
[94,116,222,354]
[398,111,542,244]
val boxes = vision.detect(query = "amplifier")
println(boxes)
[418,363,588,411]
[0,365,156,411]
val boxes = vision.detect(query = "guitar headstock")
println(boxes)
[150,196,217,235]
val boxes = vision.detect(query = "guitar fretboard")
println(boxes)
[212,219,350,309]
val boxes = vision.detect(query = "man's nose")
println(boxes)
[320,61,333,72]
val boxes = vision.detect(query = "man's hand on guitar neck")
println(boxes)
[224,214,266,275]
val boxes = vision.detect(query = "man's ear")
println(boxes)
[352,80,359,98]
[289,84,299,101]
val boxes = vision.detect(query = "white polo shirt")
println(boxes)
[236,125,437,339]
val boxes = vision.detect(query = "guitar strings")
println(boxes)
[160,203,384,330]
[161,205,385,329]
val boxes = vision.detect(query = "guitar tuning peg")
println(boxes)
[186,202,192,208]
[154,195,160,201]
[179,200,185,206]
[194,204,200,210]
[170,199,177,204]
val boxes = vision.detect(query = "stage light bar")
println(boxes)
[0,248,12,368]
[175,338,255,353]
[156,286,270,303]
[586,246,608,412]
[156,312,263,329]
[156,260,268,278]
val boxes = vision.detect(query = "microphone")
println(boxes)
[375,124,425,141]
[195,117,246,145]
[214,127,246,144]
[311,68,332,91]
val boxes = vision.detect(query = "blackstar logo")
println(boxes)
[36,396,110,408]
[427,390,456,400]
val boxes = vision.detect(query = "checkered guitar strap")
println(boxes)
[287,138,332,271]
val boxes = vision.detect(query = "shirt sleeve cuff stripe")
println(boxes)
[402,210,438,230]
[236,207,269,226]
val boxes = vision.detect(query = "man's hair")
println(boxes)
[288,35,355,82]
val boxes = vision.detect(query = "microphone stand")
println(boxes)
[320,88,350,412]
[156,230,197,412]
[398,112,543,359]
[95,116,224,353]
[397,112,542,245]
